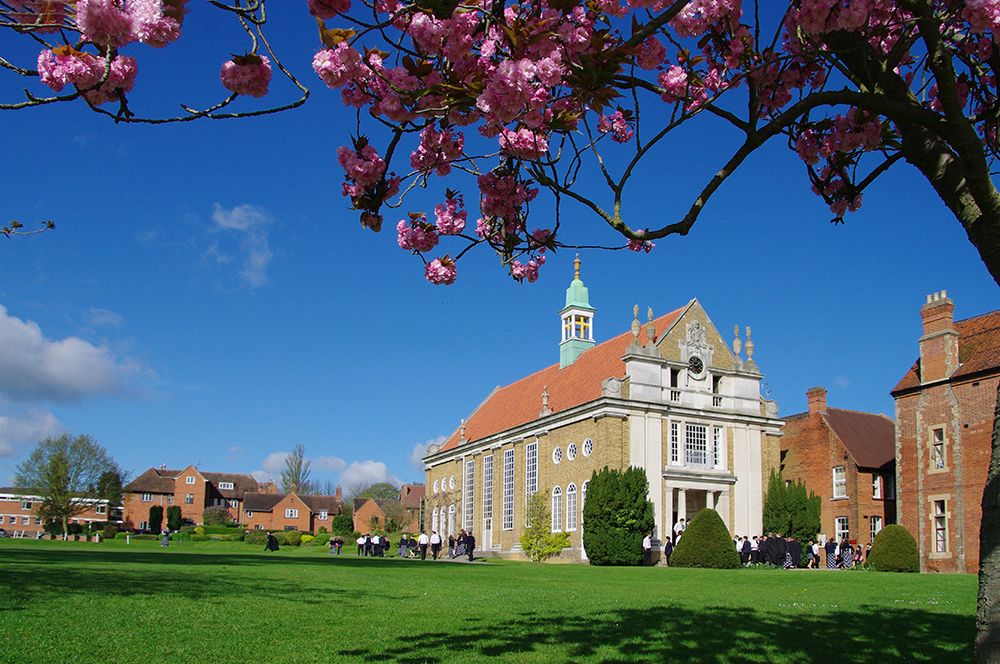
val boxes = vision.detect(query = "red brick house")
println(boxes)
[779,387,896,547]
[122,465,260,530]
[400,484,425,532]
[243,491,342,531]
[0,487,118,537]
[892,291,1000,573]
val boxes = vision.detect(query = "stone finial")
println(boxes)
[459,419,466,443]
[632,304,640,340]
[540,386,552,417]
[732,324,742,356]
[574,254,581,280]
[745,326,754,361]
[645,307,656,345]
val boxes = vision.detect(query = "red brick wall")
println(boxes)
[781,411,894,547]
[353,500,385,532]
[122,492,171,530]
[896,375,997,573]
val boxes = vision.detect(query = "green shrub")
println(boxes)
[194,526,205,536]
[314,532,332,545]
[317,526,328,535]
[102,525,119,540]
[202,506,232,526]
[670,509,741,569]
[245,531,268,546]
[189,534,209,542]
[149,505,164,533]
[284,531,303,546]
[301,535,315,545]
[581,466,654,566]
[166,505,182,531]
[867,524,919,573]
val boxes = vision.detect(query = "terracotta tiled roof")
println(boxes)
[823,408,896,470]
[124,468,178,494]
[400,485,425,508]
[300,494,342,513]
[201,472,258,499]
[892,308,1000,393]
[438,307,685,453]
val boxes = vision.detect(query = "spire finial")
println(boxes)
[574,254,581,280]
[539,386,552,417]
[632,304,640,340]
[645,307,656,345]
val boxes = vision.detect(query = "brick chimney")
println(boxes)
[807,387,827,414]
[335,485,342,501]
[919,290,959,384]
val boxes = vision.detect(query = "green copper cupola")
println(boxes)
[559,256,596,368]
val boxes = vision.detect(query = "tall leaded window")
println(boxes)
[503,449,515,531]
[432,507,439,534]
[525,441,538,494]
[670,422,679,463]
[712,426,721,467]
[463,459,475,531]
[566,484,578,531]
[932,428,946,469]
[483,455,493,534]
[551,486,563,532]
[872,475,883,499]
[833,466,847,498]
[685,423,708,466]
[934,500,948,553]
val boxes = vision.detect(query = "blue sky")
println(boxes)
[0,5,997,491]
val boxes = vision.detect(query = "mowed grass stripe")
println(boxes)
[0,539,974,663]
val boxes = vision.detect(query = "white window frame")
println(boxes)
[685,423,708,467]
[566,484,577,532]
[433,479,440,493]
[835,516,849,543]
[502,448,515,531]
[483,454,493,534]
[552,446,563,464]
[551,486,563,532]
[20,501,31,510]
[833,466,847,499]
[525,441,538,494]
[246,511,254,519]
[186,476,196,485]
[931,427,946,471]
[933,499,948,554]
[218,482,234,490]
[463,459,475,531]
[870,515,883,542]
[449,475,456,490]
[141,493,152,502]
[582,438,593,457]
[285,508,299,519]
[96,505,106,515]
[567,443,577,461]
[872,475,883,500]
[670,422,679,464]
[185,494,194,504]
[712,426,722,468]
[318,510,328,521]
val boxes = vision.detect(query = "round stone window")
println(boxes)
[583,438,594,457]
[450,475,456,489]
[553,446,563,464]
[567,442,578,461]
[433,479,439,493]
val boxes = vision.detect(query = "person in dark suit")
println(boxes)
[786,536,802,568]
[264,533,279,552]
[466,531,476,561]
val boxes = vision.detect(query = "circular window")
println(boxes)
[450,475,456,489]
[567,442,578,460]
[553,446,563,464]
[583,438,594,457]
[433,479,440,493]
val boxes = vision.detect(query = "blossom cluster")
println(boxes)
[220,55,273,98]
[37,46,137,105]
[337,141,400,231]
[75,0,185,48]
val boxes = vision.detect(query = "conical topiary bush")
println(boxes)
[670,508,741,569]
[866,524,919,572]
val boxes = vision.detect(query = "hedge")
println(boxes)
[867,524,919,573]
[670,509,741,569]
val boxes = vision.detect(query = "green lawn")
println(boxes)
[0,538,975,663]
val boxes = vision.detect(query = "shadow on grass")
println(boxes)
[341,603,971,663]
[0,545,425,608]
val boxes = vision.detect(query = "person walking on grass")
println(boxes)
[418,531,429,560]
[430,530,442,560]
[466,531,476,561]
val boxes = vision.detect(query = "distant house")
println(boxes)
[892,291,1000,573]
[779,387,896,547]
[0,487,118,537]
[122,465,260,530]
[400,484,425,532]
[243,491,343,532]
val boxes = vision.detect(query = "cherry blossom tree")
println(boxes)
[3,1,1000,658]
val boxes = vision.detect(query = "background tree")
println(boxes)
[166,505,182,532]
[148,505,163,534]
[202,506,232,525]
[582,466,654,566]
[520,490,571,562]
[281,444,319,495]
[762,470,822,543]
[332,513,354,536]
[670,509,742,569]
[95,470,125,510]
[359,483,402,501]
[13,434,121,540]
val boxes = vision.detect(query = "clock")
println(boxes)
[688,354,705,376]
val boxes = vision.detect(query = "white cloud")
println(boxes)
[211,204,274,288]
[87,308,123,327]
[338,460,402,490]
[832,374,850,389]
[0,409,66,457]
[314,455,347,472]
[409,436,443,472]
[252,451,288,482]
[0,305,131,403]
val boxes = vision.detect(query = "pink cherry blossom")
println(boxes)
[313,43,364,89]
[425,257,457,285]
[598,110,634,143]
[220,55,272,98]
[308,0,351,19]
[397,216,440,253]
[75,0,136,47]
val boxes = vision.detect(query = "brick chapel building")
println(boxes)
[779,387,896,548]
[422,259,784,561]
[892,291,1000,573]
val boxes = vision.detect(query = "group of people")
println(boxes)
[350,529,476,561]
[731,532,870,569]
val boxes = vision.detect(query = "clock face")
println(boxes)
[688,355,705,375]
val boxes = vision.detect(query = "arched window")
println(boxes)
[448,504,456,537]
[566,484,578,531]
[432,507,440,534]
[551,486,563,532]
[581,480,589,523]
[433,479,440,493]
